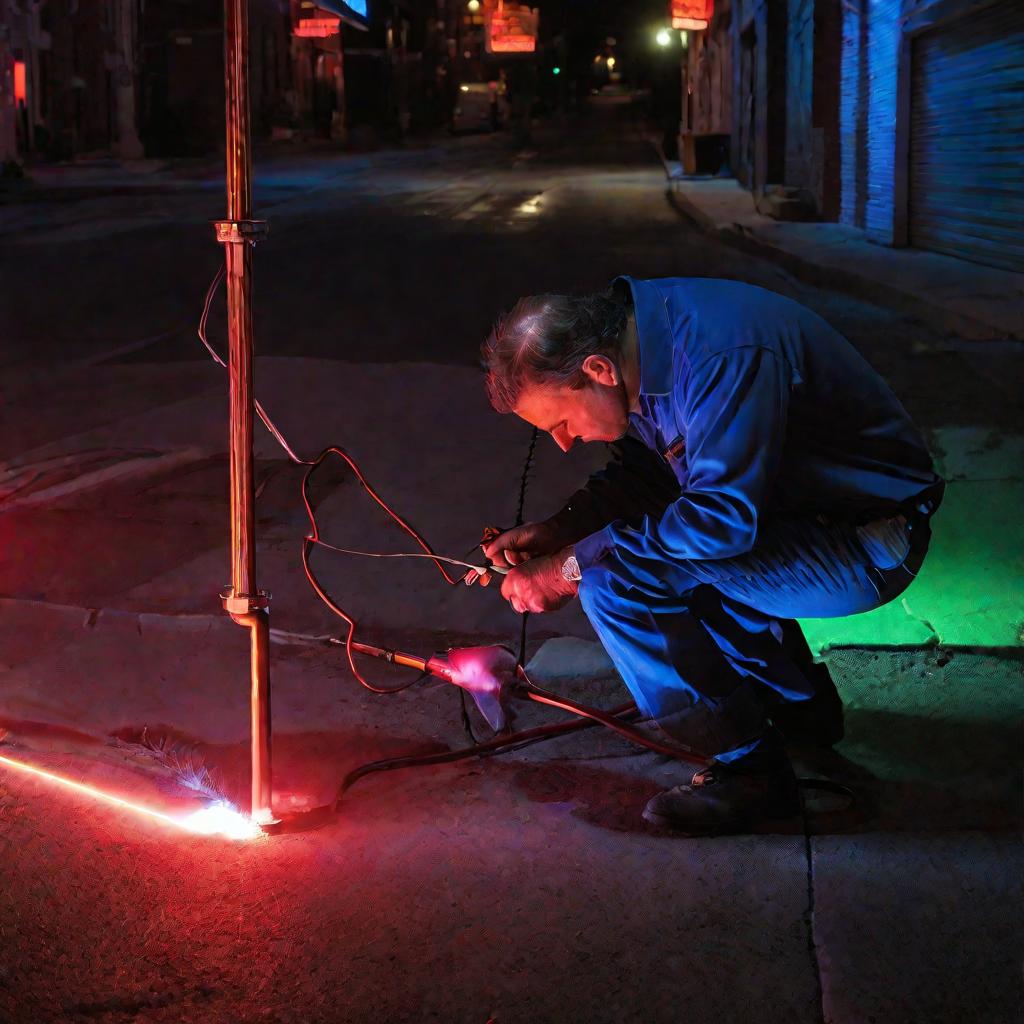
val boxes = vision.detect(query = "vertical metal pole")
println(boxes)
[218,0,273,824]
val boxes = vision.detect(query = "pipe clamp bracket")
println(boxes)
[221,587,271,614]
[213,220,269,245]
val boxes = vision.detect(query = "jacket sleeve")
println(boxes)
[547,434,681,543]
[575,346,791,587]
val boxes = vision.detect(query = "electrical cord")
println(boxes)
[335,700,639,808]
[514,426,539,669]
[456,423,539,744]
[198,267,311,467]
[517,667,708,765]
[309,542,493,576]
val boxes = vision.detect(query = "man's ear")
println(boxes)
[580,354,620,386]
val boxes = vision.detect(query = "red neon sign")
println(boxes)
[486,3,538,54]
[14,61,26,104]
[294,16,341,37]
[671,0,713,30]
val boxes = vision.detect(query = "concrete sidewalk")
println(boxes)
[665,176,1024,342]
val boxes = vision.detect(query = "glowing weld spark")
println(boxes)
[0,753,262,841]
[180,802,264,840]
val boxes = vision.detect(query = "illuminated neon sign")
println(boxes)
[671,0,713,30]
[14,61,26,105]
[486,3,539,54]
[295,17,341,37]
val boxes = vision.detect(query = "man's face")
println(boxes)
[513,361,630,452]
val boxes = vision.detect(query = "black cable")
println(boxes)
[514,426,539,669]
[514,426,538,529]
[457,683,482,745]
[456,425,539,744]
[335,700,638,808]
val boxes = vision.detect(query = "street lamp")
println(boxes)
[655,28,673,47]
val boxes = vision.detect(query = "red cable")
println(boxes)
[300,447,467,693]
[517,669,711,767]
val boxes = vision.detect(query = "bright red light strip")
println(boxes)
[0,752,261,840]
[13,62,26,105]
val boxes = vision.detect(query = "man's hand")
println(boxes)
[499,547,578,614]
[465,520,567,587]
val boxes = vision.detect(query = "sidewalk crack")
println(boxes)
[801,803,827,1024]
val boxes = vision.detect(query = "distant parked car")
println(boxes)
[452,81,509,133]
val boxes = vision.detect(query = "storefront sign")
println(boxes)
[294,17,341,37]
[671,0,712,31]
[486,3,539,54]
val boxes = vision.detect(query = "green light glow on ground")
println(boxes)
[801,478,1024,651]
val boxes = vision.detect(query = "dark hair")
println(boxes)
[481,289,630,413]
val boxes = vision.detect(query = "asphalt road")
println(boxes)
[3,94,1018,435]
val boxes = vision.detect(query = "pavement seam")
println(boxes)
[801,803,828,1024]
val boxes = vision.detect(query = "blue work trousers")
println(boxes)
[578,508,936,759]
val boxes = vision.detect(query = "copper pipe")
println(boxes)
[234,608,272,819]
[224,0,251,223]
[225,238,256,596]
[220,0,273,823]
[223,0,254,597]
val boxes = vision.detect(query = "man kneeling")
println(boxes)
[471,277,943,834]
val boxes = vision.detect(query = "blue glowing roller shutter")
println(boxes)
[909,0,1024,272]
[314,0,369,30]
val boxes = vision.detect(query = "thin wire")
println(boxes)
[311,540,493,576]
[198,265,312,466]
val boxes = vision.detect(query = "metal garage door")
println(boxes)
[909,0,1024,272]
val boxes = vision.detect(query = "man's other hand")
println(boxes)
[500,549,578,614]
[465,520,564,587]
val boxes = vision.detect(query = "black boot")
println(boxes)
[642,737,800,835]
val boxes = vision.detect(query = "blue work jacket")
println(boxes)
[573,277,941,580]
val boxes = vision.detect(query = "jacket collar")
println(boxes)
[614,275,674,397]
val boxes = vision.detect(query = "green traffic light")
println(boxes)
[552,66,561,75]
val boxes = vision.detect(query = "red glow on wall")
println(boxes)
[13,61,26,105]
[671,0,713,30]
